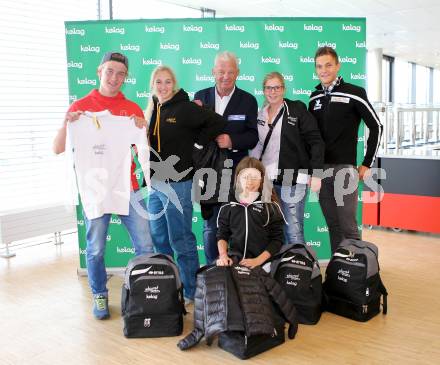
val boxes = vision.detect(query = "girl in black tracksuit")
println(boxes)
[216,156,285,269]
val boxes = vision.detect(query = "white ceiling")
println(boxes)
[166,0,440,69]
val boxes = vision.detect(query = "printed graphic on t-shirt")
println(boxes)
[67,110,149,220]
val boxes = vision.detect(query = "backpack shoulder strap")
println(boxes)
[378,276,388,315]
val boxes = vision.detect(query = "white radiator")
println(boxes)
[0,204,77,258]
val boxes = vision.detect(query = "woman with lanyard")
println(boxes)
[250,71,325,245]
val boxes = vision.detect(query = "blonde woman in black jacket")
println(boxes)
[250,72,324,245]
[146,65,225,303]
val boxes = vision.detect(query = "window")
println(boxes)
[433,69,440,106]
[394,58,413,105]
[415,64,430,105]
[382,57,393,103]
[0,0,97,212]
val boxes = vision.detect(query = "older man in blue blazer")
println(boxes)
[194,51,258,265]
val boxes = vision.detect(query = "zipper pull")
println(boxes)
[366,287,370,296]
[362,304,368,314]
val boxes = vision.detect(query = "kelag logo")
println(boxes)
[342,24,361,32]
[105,26,125,35]
[279,41,298,50]
[77,77,96,86]
[265,24,284,32]
[68,61,83,69]
[125,77,136,85]
[182,57,202,66]
[200,41,220,50]
[183,24,203,32]
[318,41,336,49]
[261,56,280,65]
[225,24,245,32]
[145,25,165,33]
[137,91,152,98]
[304,24,323,32]
[143,58,162,66]
[307,240,321,248]
[120,43,140,52]
[240,41,259,50]
[237,74,255,82]
[66,27,85,36]
[117,246,135,254]
[351,72,366,80]
[339,56,357,64]
[292,88,312,96]
[300,56,314,63]
[160,43,180,51]
[282,73,294,82]
[80,45,100,53]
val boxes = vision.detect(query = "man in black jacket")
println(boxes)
[308,46,383,253]
[194,51,258,265]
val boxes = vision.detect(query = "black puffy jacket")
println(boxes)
[177,264,298,350]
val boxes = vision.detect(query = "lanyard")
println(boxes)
[259,105,285,161]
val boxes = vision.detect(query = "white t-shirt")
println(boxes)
[67,110,149,220]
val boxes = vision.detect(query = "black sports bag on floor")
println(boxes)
[270,243,323,324]
[121,253,186,337]
[323,239,388,322]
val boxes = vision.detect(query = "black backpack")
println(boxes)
[323,239,388,322]
[121,253,186,338]
[270,243,323,324]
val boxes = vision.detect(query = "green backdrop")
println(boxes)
[65,17,367,268]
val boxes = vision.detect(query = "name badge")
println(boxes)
[228,114,246,121]
[331,96,350,103]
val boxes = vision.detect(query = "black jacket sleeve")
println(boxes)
[257,268,299,339]
[354,88,383,167]
[177,272,206,350]
[265,203,284,257]
[296,101,325,173]
[216,204,231,242]
[187,102,227,147]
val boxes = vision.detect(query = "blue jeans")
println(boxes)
[84,191,154,296]
[274,183,308,244]
[148,179,199,300]
[203,204,221,265]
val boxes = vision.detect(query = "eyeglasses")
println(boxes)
[239,174,262,181]
[264,85,284,92]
